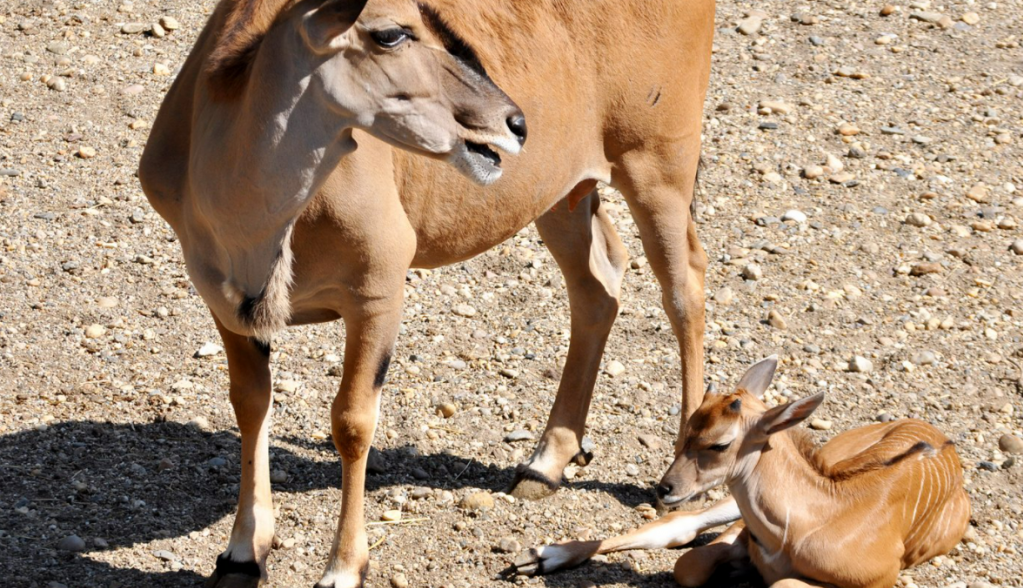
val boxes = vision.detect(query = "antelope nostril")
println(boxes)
[656,483,674,499]
[507,113,527,145]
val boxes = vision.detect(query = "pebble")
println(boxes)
[84,324,106,339]
[58,534,86,552]
[46,41,69,55]
[803,165,824,179]
[381,509,402,522]
[881,4,897,15]
[153,63,171,76]
[97,296,119,308]
[496,536,522,553]
[910,11,953,28]
[714,287,734,305]
[195,342,223,357]
[275,380,300,393]
[910,262,942,276]
[48,78,67,92]
[782,209,807,223]
[121,23,146,34]
[437,402,457,418]
[625,463,640,476]
[270,469,288,483]
[159,16,180,30]
[809,418,833,430]
[759,100,794,114]
[767,310,787,329]
[960,12,980,25]
[849,356,873,373]
[153,549,177,561]
[906,212,932,227]
[1009,239,1023,255]
[390,573,409,588]
[504,429,534,443]
[452,304,477,317]
[499,368,518,378]
[459,491,495,511]
[999,434,1023,455]
[742,263,763,281]
[605,360,626,377]
[912,351,937,365]
[966,184,989,202]
[638,433,663,450]
[737,15,764,35]
[837,123,860,136]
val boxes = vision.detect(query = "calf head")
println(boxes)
[656,356,825,508]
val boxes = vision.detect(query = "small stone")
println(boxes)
[999,435,1023,455]
[960,11,980,24]
[638,434,663,450]
[381,509,402,522]
[437,402,457,418]
[881,4,897,15]
[767,310,787,329]
[910,262,942,276]
[758,100,794,114]
[58,534,86,552]
[906,212,931,227]
[742,263,763,281]
[977,461,998,472]
[85,324,106,339]
[452,304,476,317]
[605,360,626,377]
[48,78,66,92]
[97,296,119,308]
[460,491,495,511]
[121,23,146,34]
[499,368,518,379]
[714,287,734,305]
[208,457,227,468]
[496,536,522,553]
[195,342,224,357]
[159,16,180,30]
[966,184,989,202]
[849,356,873,373]
[912,351,937,365]
[910,11,953,27]
[390,573,409,588]
[803,165,824,179]
[504,429,534,443]
[1010,239,1023,255]
[270,469,288,483]
[828,172,855,184]
[153,63,170,76]
[782,209,807,223]
[275,380,301,393]
[837,122,860,136]
[809,418,833,430]
[625,463,641,476]
[46,41,69,55]
[153,549,177,561]
[737,16,763,35]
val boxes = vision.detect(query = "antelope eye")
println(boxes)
[707,442,731,452]
[371,28,411,48]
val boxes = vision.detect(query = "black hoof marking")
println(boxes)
[214,554,262,578]
[510,464,561,492]
[571,448,594,467]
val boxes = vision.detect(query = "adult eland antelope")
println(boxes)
[511,357,971,588]
[139,0,716,586]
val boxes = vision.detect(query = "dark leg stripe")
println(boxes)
[373,352,392,388]
[214,554,262,578]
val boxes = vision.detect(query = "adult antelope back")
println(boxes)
[139,0,716,586]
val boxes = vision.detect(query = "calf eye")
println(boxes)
[708,442,731,452]
[371,28,411,48]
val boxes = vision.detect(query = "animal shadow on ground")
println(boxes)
[0,420,661,587]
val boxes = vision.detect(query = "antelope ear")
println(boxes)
[735,355,778,398]
[301,0,368,54]
[759,392,825,436]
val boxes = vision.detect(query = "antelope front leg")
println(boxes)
[315,301,402,588]
[509,497,740,576]
[207,317,274,588]
[673,519,748,587]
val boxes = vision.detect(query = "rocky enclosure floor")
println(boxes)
[0,0,1021,587]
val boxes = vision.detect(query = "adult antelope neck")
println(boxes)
[189,0,359,341]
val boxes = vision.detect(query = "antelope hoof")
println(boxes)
[205,555,263,588]
[571,447,594,467]
[509,464,561,500]
[501,542,600,577]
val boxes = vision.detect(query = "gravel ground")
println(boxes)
[1,0,1021,587]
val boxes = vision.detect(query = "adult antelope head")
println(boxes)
[206,0,526,186]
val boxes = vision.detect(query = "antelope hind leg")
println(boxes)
[510,189,627,499]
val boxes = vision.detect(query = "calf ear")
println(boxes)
[735,355,778,398]
[758,392,825,436]
[301,0,369,54]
